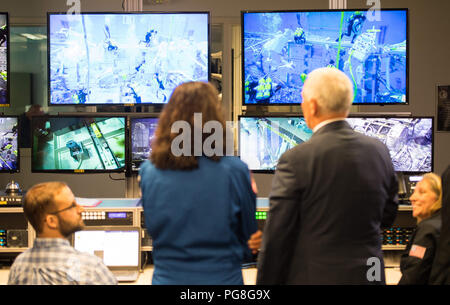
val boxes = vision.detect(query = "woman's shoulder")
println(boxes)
[218,156,250,173]
[139,159,157,175]
[417,212,442,235]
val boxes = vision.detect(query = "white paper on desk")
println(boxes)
[75,197,102,207]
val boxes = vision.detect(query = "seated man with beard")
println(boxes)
[8,182,117,285]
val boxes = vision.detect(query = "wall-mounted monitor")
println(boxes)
[242,9,408,105]
[347,116,433,173]
[48,12,210,105]
[129,116,158,171]
[31,116,126,173]
[0,116,19,172]
[239,115,313,172]
[239,115,432,174]
[0,13,9,106]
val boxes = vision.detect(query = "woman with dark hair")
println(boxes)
[139,81,259,285]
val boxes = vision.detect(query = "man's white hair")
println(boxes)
[302,67,354,115]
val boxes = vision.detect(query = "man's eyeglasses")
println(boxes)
[48,202,78,215]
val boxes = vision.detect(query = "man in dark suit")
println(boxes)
[430,165,450,284]
[256,67,399,285]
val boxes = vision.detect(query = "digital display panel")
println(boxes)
[239,116,432,173]
[0,13,8,106]
[0,116,18,172]
[48,12,209,105]
[108,212,127,219]
[239,116,313,171]
[346,117,433,172]
[73,229,139,267]
[32,116,126,172]
[130,117,158,170]
[242,9,408,105]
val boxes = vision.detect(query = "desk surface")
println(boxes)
[75,197,271,209]
[0,266,401,285]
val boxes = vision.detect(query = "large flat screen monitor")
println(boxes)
[31,116,126,173]
[0,13,9,106]
[347,116,433,173]
[239,115,432,173]
[48,12,210,105]
[239,116,313,172]
[129,116,158,171]
[242,9,408,105]
[0,116,19,172]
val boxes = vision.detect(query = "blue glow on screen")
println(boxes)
[108,212,127,219]
[243,10,407,104]
[49,13,209,105]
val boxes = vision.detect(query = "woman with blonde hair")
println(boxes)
[398,172,442,284]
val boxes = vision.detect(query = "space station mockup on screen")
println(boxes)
[32,116,126,172]
[242,9,408,105]
[48,12,209,105]
[347,117,433,173]
[130,117,158,170]
[0,116,18,172]
[239,116,432,173]
[0,13,8,106]
[239,116,313,171]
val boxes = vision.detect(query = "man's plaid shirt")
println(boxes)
[7,238,117,285]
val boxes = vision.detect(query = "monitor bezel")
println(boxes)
[31,114,127,174]
[0,12,10,108]
[241,8,409,106]
[0,115,20,173]
[127,114,159,172]
[47,11,211,107]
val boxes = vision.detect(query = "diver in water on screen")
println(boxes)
[336,11,367,43]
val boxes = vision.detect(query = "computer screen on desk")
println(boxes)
[73,227,140,268]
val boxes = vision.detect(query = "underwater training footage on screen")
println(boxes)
[243,9,407,105]
[48,13,209,105]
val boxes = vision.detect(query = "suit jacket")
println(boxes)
[399,211,441,285]
[256,120,398,285]
[429,165,450,284]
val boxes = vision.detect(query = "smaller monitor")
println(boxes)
[31,115,126,173]
[73,227,140,268]
[0,12,9,106]
[239,116,313,172]
[129,116,159,171]
[0,116,19,172]
[346,116,433,173]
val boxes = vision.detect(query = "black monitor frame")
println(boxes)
[47,11,211,107]
[239,114,434,174]
[0,115,20,173]
[0,12,10,107]
[241,8,409,106]
[31,114,127,174]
